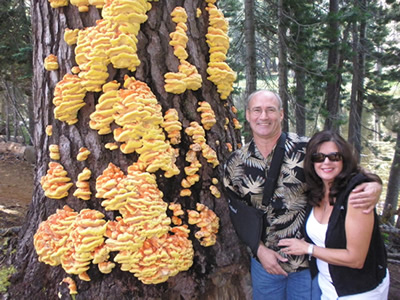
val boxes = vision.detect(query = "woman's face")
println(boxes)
[313,141,343,184]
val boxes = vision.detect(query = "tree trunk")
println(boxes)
[9,1,250,299]
[244,0,257,96]
[278,0,289,132]
[348,20,362,159]
[294,68,306,136]
[383,131,400,225]
[324,0,340,132]
[348,0,367,161]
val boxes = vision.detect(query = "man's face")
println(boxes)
[246,92,284,141]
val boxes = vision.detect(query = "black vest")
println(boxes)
[305,173,387,297]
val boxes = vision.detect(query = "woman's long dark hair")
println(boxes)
[304,131,359,206]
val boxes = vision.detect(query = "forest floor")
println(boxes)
[0,152,399,299]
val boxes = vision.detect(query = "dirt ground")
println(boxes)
[0,153,399,298]
[0,153,33,228]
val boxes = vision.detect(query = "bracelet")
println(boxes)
[307,244,314,256]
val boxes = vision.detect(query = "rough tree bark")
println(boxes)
[8,1,250,299]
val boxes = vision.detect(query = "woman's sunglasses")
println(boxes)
[311,152,343,163]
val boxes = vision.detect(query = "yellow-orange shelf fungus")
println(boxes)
[209,185,221,198]
[40,162,74,199]
[202,143,219,167]
[169,12,189,61]
[212,178,219,184]
[64,28,80,46]
[49,144,60,160]
[70,0,89,12]
[34,207,111,281]
[196,8,202,18]
[231,105,238,114]
[77,147,91,161]
[101,0,153,71]
[181,174,200,189]
[179,61,202,91]
[185,121,219,167]
[34,206,78,266]
[188,203,219,247]
[112,76,179,178]
[88,0,105,9]
[197,101,216,130]
[61,277,78,295]
[180,189,192,197]
[164,72,187,94]
[105,142,119,150]
[169,203,184,225]
[73,167,92,200]
[44,54,59,71]
[45,125,53,136]
[226,142,233,152]
[89,81,121,135]
[48,0,69,8]
[125,228,193,284]
[61,209,107,281]
[53,74,87,125]
[96,162,194,284]
[74,21,111,92]
[233,118,242,129]
[162,109,182,145]
[205,3,236,99]
[171,7,188,23]
[95,163,125,199]
[98,261,116,274]
[71,66,81,74]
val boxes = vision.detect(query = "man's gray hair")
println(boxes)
[246,90,283,110]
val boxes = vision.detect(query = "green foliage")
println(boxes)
[0,265,16,293]
[0,0,32,80]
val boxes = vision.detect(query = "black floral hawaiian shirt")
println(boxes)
[223,132,310,273]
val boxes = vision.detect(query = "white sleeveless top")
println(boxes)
[306,208,390,300]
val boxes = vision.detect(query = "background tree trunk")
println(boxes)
[383,130,400,226]
[278,0,289,132]
[324,0,340,132]
[348,0,367,161]
[244,0,256,96]
[9,1,250,299]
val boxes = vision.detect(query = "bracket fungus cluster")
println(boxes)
[44,54,59,71]
[164,7,203,94]
[40,162,74,199]
[73,168,92,200]
[37,0,240,289]
[205,1,236,99]
[188,203,219,247]
[77,147,91,161]
[197,101,216,130]
[49,144,60,160]
[53,74,87,125]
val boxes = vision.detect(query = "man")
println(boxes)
[223,90,381,299]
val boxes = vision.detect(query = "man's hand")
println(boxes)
[257,243,288,276]
[348,181,382,214]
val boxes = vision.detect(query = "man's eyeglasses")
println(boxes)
[311,152,343,163]
[248,107,278,117]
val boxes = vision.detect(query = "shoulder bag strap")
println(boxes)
[262,132,287,207]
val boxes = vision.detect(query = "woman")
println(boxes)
[278,130,389,299]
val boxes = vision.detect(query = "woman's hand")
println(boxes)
[278,238,309,256]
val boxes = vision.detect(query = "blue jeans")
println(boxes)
[251,257,321,300]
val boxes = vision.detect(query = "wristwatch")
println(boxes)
[307,244,314,259]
